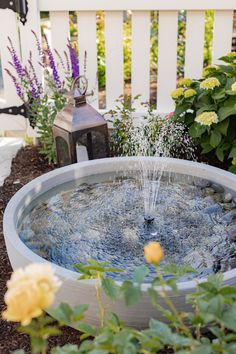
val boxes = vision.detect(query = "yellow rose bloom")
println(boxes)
[184,89,197,98]
[179,78,192,87]
[200,78,220,90]
[195,112,219,126]
[231,82,236,92]
[171,88,184,99]
[144,242,164,265]
[2,263,61,326]
[232,157,236,165]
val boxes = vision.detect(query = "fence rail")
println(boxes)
[0,1,235,133]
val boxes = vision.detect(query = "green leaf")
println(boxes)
[229,146,236,158]
[121,281,142,306]
[148,287,158,306]
[229,165,236,174]
[102,278,120,301]
[189,123,207,138]
[201,143,214,154]
[214,119,229,136]
[51,345,80,354]
[12,351,26,354]
[222,306,236,331]
[133,265,149,283]
[216,146,225,162]
[210,130,221,147]
[192,345,212,354]
[77,322,97,337]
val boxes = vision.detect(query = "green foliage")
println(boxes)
[107,95,162,156]
[30,84,66,164]
[172,52,236,172]
[13,260,236,354]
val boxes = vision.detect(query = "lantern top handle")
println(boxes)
[72,75,88,97]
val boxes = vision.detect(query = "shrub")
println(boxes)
[107,95,196,160]
[171,52,236,173]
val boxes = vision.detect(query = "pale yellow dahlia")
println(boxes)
[2,263,61,326]
[171,88,184,99]
[231,82,236,92]
[195,112,219,126]
[200,78,220,90]
[179,78,193,87]
[184,89,197,98]
[144,242,164,265]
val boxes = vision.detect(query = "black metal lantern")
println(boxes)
[53,76,109,167]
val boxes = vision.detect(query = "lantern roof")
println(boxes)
[54,102,107,133]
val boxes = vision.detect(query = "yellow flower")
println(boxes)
[179,78,193,87]
[195,112,219,126]
[2,263,61,326]
[232,157,236,165]
[231,82,236,92]
[171,88,184,99]
[184,89,197,98]
[144,242,164,265]
[200,78,220,90]
[233,59,236,64]
[227,52,236,57]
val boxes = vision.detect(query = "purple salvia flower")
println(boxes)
[67,41,79,78]
[28,58,43,96]
[5,68,25,101]
[44,35,62,88]
[54,49,66,72]
[64,50,70,73]
[31,30,46,67]
[24,67,41,100]
[7,38,25,80]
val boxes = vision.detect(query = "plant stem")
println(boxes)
[95,272,105,327]
[157,268,192,337]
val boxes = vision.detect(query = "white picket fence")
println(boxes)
[0,0,235,134]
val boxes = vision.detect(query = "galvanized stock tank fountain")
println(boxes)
[3,157,236,327]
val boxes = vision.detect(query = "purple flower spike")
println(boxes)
[31,30,46,67]
[44,35,62,89]
[64,50,70,73]
[7,38,25,81]
[28,58,43,97]
[5,68,25,101]
[67,40,79,78]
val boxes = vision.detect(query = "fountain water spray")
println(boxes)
[129,119,196,222]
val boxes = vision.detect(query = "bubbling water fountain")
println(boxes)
[129,120,196,223]
[3,156,236,327]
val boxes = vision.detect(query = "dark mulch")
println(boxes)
[0,146,81,353]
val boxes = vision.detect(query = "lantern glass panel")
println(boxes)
[55,137,70,166]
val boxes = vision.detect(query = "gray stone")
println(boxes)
[223,193,232,203]
[203,204,222,215]
[212,193,224,203]
[221,210,236,224]
[204,187,215,196]
[183,250,214,269]
[211,183,224,193]
[228,225,236,242]
[194,179,211,189]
